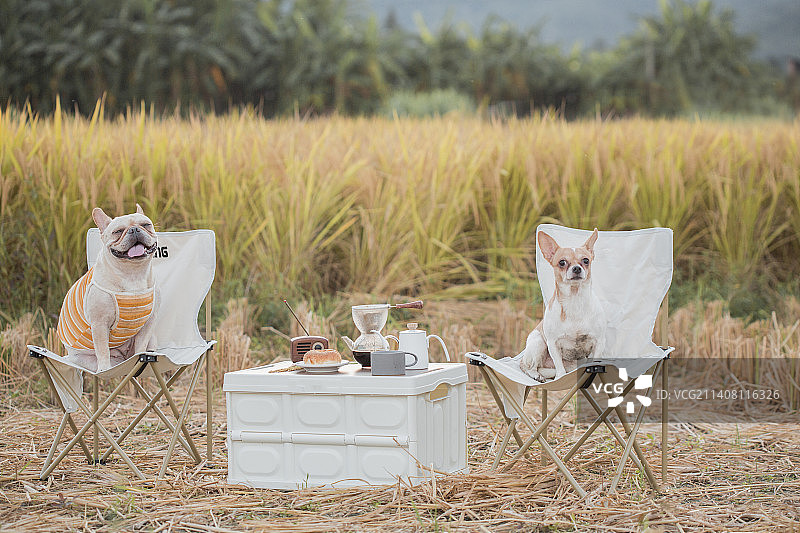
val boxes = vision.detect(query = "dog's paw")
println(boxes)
[527,370,546,383]
[539,368,557,380]
[520,362,546,382]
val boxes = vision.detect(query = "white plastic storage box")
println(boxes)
[224,362,468,489]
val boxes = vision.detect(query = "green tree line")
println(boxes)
[0,0,793,117]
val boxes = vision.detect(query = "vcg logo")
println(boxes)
[591,367,653,413]
[153,245,169,258]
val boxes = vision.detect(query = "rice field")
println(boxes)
[1,105,798,320]
[1,107,800,531]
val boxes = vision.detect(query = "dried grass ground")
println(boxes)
[1,376,799,532]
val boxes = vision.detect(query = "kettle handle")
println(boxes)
[384,334,399,349]
[426,334,450,362]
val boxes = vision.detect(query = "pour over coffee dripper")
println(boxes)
[341,301,423,353]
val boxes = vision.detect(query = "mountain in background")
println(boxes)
[359,0,799,60]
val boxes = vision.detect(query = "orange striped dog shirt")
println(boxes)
[57,267,155,350]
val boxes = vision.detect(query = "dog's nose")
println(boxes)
[128,226,141,234]
[572,265,582,275]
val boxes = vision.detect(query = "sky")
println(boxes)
[361,0,800,60]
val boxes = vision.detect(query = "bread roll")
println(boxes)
[303,348,342,366]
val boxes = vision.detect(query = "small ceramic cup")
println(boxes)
[370,350,418,376]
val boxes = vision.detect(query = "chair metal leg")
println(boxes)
[489,370,590,497]
[521,385,531,446]
[578,365,662,492]
[479,366,527,448]
[480,367,515,433]
[41,413,70,478]
[611,404,660,492]
[152,365,203,464]
[35,359,93,461]
[605,393,662,491]
[65,415,93,462]
[662,357,669,484]
[206,351,212,462]
[476,357,669,496]
[609,393,651,493]
[607,363,664,491]
[99,368,187,463]
[92,376,99,463]
[609,361,663,493]
[42,359,146,480]
[535,434,587,498]
[660,295,670,485]
[563,377,639,460]
[541,389,548,466]
[158,355,205,479]
[497,371,590,472]
[107,376,197,462]
[578,388,659,491]
[206,296,213,463]
[492,419,517,471]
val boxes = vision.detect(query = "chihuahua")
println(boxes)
[520,229,606,382]
[57,204,160,372]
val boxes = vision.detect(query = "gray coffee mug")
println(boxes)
[370,350,418,376]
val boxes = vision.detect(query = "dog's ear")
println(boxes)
[537,231,559,262]
[583,228,599,254]
[92,208,112,233]
[135,203,144,215]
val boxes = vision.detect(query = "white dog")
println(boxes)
[520,229,606,382]
[57,205,160,372]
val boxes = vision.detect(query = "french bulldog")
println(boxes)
[519,228,606,382]
[57,204,160,372]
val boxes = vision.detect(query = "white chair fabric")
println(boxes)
[536,224,672,360]
[33,229,216,411]
[467,225,673,413]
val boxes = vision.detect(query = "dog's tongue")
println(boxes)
[127,244,146,258]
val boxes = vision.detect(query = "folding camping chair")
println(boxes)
[467,225,674,497]
[27,228,217,481]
